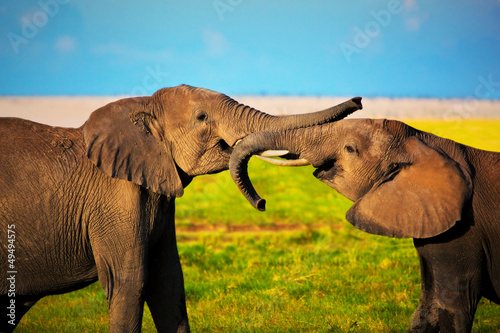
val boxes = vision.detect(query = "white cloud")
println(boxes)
[55,35,77,53]
[406,17,422,31]
[402,0,427,32]
[403,0,418,11]
[202,29,229,57]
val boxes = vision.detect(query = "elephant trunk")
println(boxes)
[254,97,362,132]
[229,131,302,211]
[227,97,362,210]
[226,97,361,142]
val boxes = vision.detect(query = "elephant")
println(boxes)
[229,117,500,332]
[0,84,362,332]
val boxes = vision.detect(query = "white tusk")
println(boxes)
[255,155,311,167]
[258,150,289,157]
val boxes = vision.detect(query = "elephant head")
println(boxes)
[82,84,362,198]
[229,118,473,238]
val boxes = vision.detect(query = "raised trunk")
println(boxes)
[224,97,361,144]
[251,97,362,133]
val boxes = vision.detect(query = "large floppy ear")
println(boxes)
[82,97,184,198]
[346,136,472,239]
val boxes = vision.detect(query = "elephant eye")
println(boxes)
[196,111,208,122]
[345,145,357,154]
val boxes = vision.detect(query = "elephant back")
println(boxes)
[0,118,85,190]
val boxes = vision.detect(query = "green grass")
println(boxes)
[17,119,500,332]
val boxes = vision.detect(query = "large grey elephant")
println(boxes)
[0,85,362,332]
[229,118,500,332]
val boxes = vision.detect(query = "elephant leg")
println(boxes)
[410,259,479,333]
[94,246,148,333]
[410,303,439,333]
[410,255,439,333]
[412,241,482,333]
[145,228,190,333]
[433,278,479,333]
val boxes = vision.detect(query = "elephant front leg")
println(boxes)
[94,250,148,333]
[107,285,145,333]
[409,251,440,332]
[145,234,190,332]
[409,296,439,333]
[409,273,477,333]
[411,245,481,333]
[411,289,476,333]
[434,281,478,333]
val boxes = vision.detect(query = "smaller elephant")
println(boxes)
[229,118,500,332]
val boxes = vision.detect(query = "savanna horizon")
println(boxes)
[1,96,499,128]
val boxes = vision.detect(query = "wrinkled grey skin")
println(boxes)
[0,85,361,332]
[230,118,500,333]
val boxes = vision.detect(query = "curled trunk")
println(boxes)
[229,98,362,210]
[229,131,301,211]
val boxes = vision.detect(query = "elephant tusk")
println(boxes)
[255,155,311,167]
[258,150,290,157]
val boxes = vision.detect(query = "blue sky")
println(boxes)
[1,0,500,98]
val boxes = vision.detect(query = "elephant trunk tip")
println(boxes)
[353,97,363,110]
[255,198,266,211]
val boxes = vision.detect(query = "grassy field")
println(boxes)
[17,119,500,332]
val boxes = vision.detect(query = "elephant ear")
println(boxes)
[82,97,184,198]
[346,137,472,239]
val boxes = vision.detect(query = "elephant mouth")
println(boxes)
[313,159,338,181]
[219,139,233,155]
[225,137,246,155]
[218,139,234,152]
[216,136,255,162]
